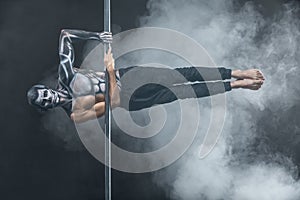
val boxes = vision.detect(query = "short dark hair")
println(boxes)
[27,85,48,110]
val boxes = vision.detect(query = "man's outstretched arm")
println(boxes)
[58,29,112,90]
[59,29,112,51]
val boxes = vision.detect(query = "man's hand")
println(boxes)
[104,47,115,72]
[99,32,112,43]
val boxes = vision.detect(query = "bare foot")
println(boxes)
[231,79,264,90]
[232,69,265,80]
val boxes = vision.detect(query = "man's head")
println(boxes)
[27,85,61,111]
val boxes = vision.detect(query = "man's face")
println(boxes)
[35,88,60,109]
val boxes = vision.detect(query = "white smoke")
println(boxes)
[138,0,300,199]
[37,0,300,198]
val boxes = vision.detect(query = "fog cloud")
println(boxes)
[138,0,300,199]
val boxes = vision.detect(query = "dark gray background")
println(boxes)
[0,0,299,199]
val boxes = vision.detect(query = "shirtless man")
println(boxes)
[27,29,265,123]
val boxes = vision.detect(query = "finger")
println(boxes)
[102,31,111,35]
[103,36,112,39]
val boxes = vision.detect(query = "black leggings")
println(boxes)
[118,66,232,111]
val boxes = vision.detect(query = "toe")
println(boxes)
[253,80,263,84]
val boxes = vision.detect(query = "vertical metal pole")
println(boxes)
[104,0,111,200]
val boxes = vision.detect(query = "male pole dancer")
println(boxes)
[27,29,264,123]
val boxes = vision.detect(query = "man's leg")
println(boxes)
[126,82,230,111]
[119,66,264,86]
[125,78,264,111]
[174,67,265,82]
[118,66,232,86]
[174,66,232,82]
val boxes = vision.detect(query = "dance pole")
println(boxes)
[104,0,112,199]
